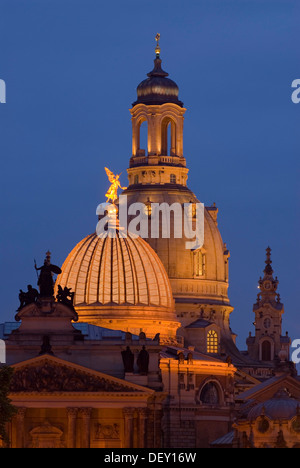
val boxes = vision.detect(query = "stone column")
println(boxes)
[123,407,134,448]
[67,408,78,448]
[15,407,26,448]
[81,408,92,449]
[137,408,148,448]
[154,408,163,448]
[147,403,163,448]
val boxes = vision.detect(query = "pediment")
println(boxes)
[10,355,154,395]
[237,374,300,402]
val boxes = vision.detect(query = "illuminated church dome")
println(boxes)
[55,219,180,341]
[133,56,182,107]
[133,34,183,107]
[124,35,235,355]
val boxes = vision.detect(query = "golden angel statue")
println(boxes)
[104,167,127,204]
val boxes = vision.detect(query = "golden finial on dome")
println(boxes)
[155,33,161,57]
[104,167,127,204]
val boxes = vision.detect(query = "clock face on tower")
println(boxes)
[264,318,272,329]
[264,281,271,290]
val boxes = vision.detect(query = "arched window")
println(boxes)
[134,175,139,184]
[170,174,176,184]
[194,250,204,277]
[261,340,272,361]
[207,330,218,354]
[200,382,220,405]
[161,117,176,155]
[137,119,148,156]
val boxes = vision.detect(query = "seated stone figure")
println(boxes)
[18,285,39,310]
[56,285,75,308]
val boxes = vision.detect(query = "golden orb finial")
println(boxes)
[155,33,161,57]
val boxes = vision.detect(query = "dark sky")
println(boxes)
[0,0,299,354]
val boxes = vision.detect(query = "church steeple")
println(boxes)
[128,35,188,187]
[246,247,291,365]
[257,247,279,303]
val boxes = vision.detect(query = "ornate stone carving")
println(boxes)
[94,423,120,440]
[10,361,139,393]
[67,407,79,418]
[80,408,93,417]
[29,421,64,449]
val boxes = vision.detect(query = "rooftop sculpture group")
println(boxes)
[18,251,74,311]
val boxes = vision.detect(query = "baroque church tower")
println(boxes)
[246,247,291,364]
[123,36,234,357]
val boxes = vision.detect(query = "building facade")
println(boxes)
[0,41,299,449]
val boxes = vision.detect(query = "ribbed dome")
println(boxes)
[56,228,180,340]
[56,231,174,310]
[133,56,183,107]
[248,388,300,421]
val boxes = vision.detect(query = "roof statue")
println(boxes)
[104,167,127,204]
[35,251,62,297]
[18,285,39,310]
[137,346,149,375]
[56,285,75,309]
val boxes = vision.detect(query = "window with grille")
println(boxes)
[207,330,218,353]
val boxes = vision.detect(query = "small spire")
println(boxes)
[265,246,272,264]
[155,33,161,57]
[264,246,273,276]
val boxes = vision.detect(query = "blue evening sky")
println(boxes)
[0,0,299,353]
